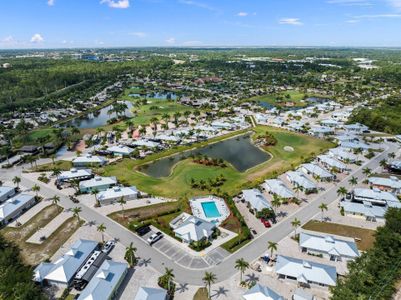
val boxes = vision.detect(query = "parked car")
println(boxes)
[102,239,116,254]
[147,231,163,245]
[137,225,151,236]
[261,219,271,228]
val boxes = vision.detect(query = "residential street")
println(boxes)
[1,141,398,286]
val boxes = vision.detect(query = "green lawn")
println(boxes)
[302,220,376,251]
[248,90,307,108]
[100,126,334,199]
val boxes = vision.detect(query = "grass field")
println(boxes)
[101,126,334,199]
[1,204,81,265]
[248,90,307,108]
[302,220,376,251]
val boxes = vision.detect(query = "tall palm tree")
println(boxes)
[12,176,21,189]
[314,175,321,189]
[271,194,281,215]
[388,152,396,160]
[337,187,348,198]
[348,176,358,187]
[118,197,127,218]
[162,268,175,291]
[97,223,106,243]
[291,218,301,238]
[379,159,387,168]
[203,272,217,299]
[91,189,100,207]
[319,203,328,221]
[234,258,249,282]
[124,242,138,268]
[51,195,60,206]
[267,241,278,259]
[72,206,82,223]
[362,167,372,177]
[32,184,40,197]
[293,184,302,199]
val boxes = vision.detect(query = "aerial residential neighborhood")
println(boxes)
[0,1,401,300]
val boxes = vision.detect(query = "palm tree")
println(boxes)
[337,187,348,198]
[51,154,56,166]
[51,195,60,206]
[293,184,302,199]
[162,268,175,292]
[12,176,21,189]
[32,184,40,197]
[234,258,249,283]
[118,197,127,218]
[314,175,321,189]
[267,241,278,259]
[97,223,106,243]
[319,203,328,221]
[388,152,396,160]
[291,218,301,238]
[348,176,358,187]
[203,272,217,299]
[271,194,281,215]
[72,206,82,223]
[362,167,372,177]
[124,242,138,267]
[91,189,100,207]
[379,159,387,168]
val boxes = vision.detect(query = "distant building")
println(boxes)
[343,123,369,134]
[107,145,134,156]
[72,155,107,168]
[328,147,358,163]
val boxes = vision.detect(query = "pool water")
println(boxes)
[201,201,221,218]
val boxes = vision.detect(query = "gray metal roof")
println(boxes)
[0,193,35,221]
[242,189,271,211]
[286,171,317,190]
[263,179,295,199]
[243,283,283,300]
[134,287,167,300]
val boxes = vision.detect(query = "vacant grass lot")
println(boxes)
[1,204,81,265]
[101,126,334,199]
[248,90,307,108]
[302,220,376,251]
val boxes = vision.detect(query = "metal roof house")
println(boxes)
[77,260,128,300]
[286,171,317,193]
[242,283,283,300]
[79,176,117,193]
[352,188,398,205]
[300,163,335,181]
[0,193,36,225]
[57,168,93,183]
[388,160,401,174]
[368,176,401,194]
[263,179,295,199]
[134,287,167,300]
[340,141,370,151]
[328,147,358,163]
[242,189,272,212]
[309,126,334,138]
[317,155,348,172]
[340,201,387,222]
[0,186,16,203]
[275,255,337,287]
[299,232,359,261]
[34,239,98,287]
[97,186,138,205]
[343,123,369,133]
[293,288,315,300]
[170,213,216,243]
[72,154,107,168]
[106,145,134,156]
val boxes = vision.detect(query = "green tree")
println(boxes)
[234,258,249,283]
[12,176,21,188]
[319,203,328,221]
[118,197,127,218]
[267,241,278,259]
[348,176,358,187]
[124,242,138,268]
[203,272,217,299]
[97,223,106,243]
[72,206,82,223]
[32,184,40,197]
[51,195,60,206]
[291,218,301,238]
[337,187,348,198]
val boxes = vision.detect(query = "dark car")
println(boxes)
[137,225,151,236]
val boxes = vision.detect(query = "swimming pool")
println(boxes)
[201,201,221,218]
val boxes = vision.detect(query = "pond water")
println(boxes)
[139,133,271,178]
[65,101,134,129]
[128,91,178,100]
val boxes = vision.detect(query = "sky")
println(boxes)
[1,0,401,48]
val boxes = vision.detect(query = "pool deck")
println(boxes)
[190,195,230,225]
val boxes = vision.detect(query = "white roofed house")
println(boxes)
[242,188,272,212]
[300,163,335,182]
[211,120,235,130]
[320,119,339,128]
[317,155,348,173]
[170,213,216,244]
[134,287,167,300]
[309,126,334,138]
[242,283,283,300]
[97,186,138,205]
[368,176,401,194]
[328,147,358,163]
[77,260,128,300]
[343,123,369,134]
[299,232,360,262]
[107,145,134,156]
[0,193,36,225]
[57,168,93,184]
[286,171,317,194]
[340,141,370,151]
[352,187,399,206]
[275,255,337,288]
[34,239,98,288]
[340,201,387,222]
[79,176,117,193]
[72,154,107,168]
[0,186,16,203]
[263,179,295,200]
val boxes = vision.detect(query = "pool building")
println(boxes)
[189,196,230,225]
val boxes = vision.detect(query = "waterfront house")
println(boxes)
[170,212,216,243]
[34,239,98,288]
[79,176,117,193]
[275,255,337,287]
[72,154,107,168]
[107,145,134,156]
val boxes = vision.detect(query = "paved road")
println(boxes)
[1,142,398,285]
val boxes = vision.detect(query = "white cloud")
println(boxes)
[237,12,248,17]
[1,36,14,43]
[100,0,130,9]
[179,0,217,12]
[346,19,360,23]
[129,32,147,38]
[354,13,401,18]
[47,0,55,6]
[165,37,176,44]
[279,18,303,25]
[182,40,203,46]
[387,0,401,10]
[327,0,372,6]
[30,33,44,43]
